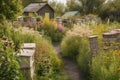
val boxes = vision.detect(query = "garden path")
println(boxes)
[54,43,85,80]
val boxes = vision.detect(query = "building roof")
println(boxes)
[24,2,53,12]
[62,11,80,18]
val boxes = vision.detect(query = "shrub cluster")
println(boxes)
[61,23,93,77]
[37,14,65,43]
[91,50,120,80]
[38,23,64,43]
[61,21,120,79]
[0,21,24,80]
[14,26,66,80]
[0,21,67,80]
[61,35,90,77]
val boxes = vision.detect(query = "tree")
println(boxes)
[0,0,22,20]
[99,0,120,21]
[22,0,46,7]
[101,0,120,12]
[66,0,82,12]
[49,0,66,16]
[65,0,105,15]
[79,0,105,14]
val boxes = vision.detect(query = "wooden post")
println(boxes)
[89,35,99,57]
[89,35,99,64]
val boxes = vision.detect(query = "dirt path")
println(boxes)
[54,44,85,80]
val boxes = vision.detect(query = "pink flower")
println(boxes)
[57,24,65,32]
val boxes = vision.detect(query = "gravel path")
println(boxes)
[54,44,85,80]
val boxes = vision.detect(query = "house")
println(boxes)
[62,11,80,19]
[23,2,54,19]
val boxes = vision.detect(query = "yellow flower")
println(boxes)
[117,67,120,71]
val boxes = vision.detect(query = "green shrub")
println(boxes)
[37,14,65,43]
[12,27,64,79]
[11,31,23,51]
[34,40,63,79]
[36,16,41,22]
[22,34,36,43]
[61,36,91,77]
[90,50,120,80]
[0,21,12,38]
[61,36,82,59]
[0,20,71,80]
[0,40,22,80]
[38,21,64,43]
[61,28,92,79]
[77,38,90,78]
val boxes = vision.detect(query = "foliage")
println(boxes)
[61,22,93,59]
[61,36,82,59]
[11,31,23,51]
[61,20,120,79]
[0,14,6,21]
[0,21,12,38]
[90,50,120,80]
[0,20,70,80]
[66,0,81,12]
[66,24,93,37]
[13,25,69,80]
[66,0,104,14]
[0,0,22,20]
[38,14,65,43]
[34,40,63,79]
[14,27,41,42]
[61,35,91,79]
[49,1,66,16]
[91,22,120,48]
[79,0,104,14]
[101,0,120,12]
[38,23,64,42]
[21,0,43,7]
[0,37,21,80]
[99,0,120,21]
[77,38,90,78]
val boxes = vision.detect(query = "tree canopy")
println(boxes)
[79,0,105,14]
[22,0,44,7]
[66,0,82,12]
[0,0,22,20]
[101,0,120,12]
[49,0,66,16]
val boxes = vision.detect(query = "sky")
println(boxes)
[49,0,67,4]
[49,0,113,4]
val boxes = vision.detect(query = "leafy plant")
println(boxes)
[90,50,120,80]
[61,36,82,59]
[77,38,90,78]
[38,21,64,43]
[0,39,21,80]
[34,41,63,79]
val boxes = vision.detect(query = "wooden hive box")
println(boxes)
[19,43,36,80]
[19,49,35,68]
